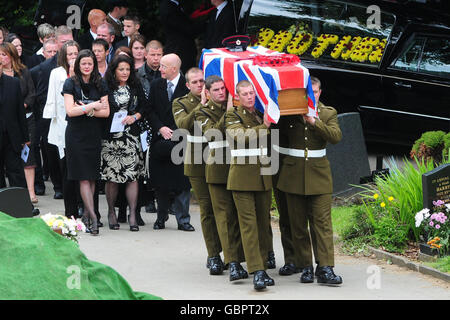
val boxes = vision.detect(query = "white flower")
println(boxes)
[415,208,429,227]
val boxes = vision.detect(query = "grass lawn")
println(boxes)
[425,256,450,273]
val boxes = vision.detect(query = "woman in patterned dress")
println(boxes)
[102,54,148,231]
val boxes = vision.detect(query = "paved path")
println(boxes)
[33,180,449,300]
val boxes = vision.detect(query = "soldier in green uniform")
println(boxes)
[225,80,275,291]
[172,68,224,275]
[276,76,343,285]
[194,75,247,281]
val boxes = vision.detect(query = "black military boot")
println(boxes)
[300,266,314,283]
[229,262,249,281]
[267,251,276,269]
[279,263,302,276]
[207,256,225,275]
[316,266,343,285]
[253,270,275,290]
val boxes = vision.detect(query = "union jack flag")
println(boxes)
[199,46,317,124]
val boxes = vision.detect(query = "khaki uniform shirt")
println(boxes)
[194,100,230,184]
[225,106,272,192]
[277,102,342,195]
[172,92,205,177]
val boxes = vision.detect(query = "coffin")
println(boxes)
[234,88,308,115]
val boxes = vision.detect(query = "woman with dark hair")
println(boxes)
[63,49,110,236]
[129,34,146,70]
[43,40,80,217]
[101,54,148,231]
[0,42,36,203]
[5,33,32,69]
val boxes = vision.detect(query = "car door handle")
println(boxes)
[394,81,412,89]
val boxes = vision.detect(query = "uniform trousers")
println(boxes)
[285,193,334,268]
[208,183,245,264]
[273,187,298,266]
[232,190,272,273]
[189,176,222,258]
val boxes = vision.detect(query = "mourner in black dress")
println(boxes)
[63,49,110,236]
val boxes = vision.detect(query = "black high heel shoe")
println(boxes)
[90,220,99,236]
[128,215,139,232]
[108,213,120,230]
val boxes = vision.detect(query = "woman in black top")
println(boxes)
[101,54,148,231]
[63,49,110,235]
[0,42,36,203]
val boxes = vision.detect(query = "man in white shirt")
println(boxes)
[106,0,129,41]
[78,9,107,50]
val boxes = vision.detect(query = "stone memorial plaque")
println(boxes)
[422,163,450,209]
[327,112,371,195]
[0,187,34,218]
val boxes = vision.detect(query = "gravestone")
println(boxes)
[0,187,34,218]
[327,112,371,195]
[422,163,450,209]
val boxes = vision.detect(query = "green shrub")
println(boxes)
[444,132,450,158]
[358,156,447,242]
[339,206,373,240]
[410,130,448,163]
[373,216,408,253]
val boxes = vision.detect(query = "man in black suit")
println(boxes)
[30,25,73,200]
[204,0,236,49]
[77,9,107,50]
[159,0,200,74]
[148,53,194,232]
[0,59,29,189]
[114,15,140,49]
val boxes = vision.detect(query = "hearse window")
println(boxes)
[419,37,450,79]
[392,36,425,72]
[247,0,395,66]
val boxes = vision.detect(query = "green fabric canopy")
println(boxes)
[0,211,161,300]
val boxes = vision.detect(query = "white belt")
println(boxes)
[231,148,268,157]
[208,140,229,149]
[186,135,207,143]
[273,145,326,158]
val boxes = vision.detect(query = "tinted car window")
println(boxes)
[392,36,425,72]
[248,0,395,66]
[419,37,450,79]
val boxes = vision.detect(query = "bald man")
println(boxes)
[147,53,194,232]
[78,9,107,50]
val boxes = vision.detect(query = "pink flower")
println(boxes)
[435,224,441,229]
[431,214,437,220]
[433,200,445,207]
[429,221,434,227]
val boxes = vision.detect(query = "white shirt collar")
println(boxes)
[36,47,44,56]
[90,29,97,40]
[108,13,120,24]
[168,72,181,90]
[170,0,180,5]
[216,1,228,19]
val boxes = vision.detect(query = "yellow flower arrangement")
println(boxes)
[255,28,275,47]
[268,30,293,52]
[286,33,304,54]
[286,32,313,55]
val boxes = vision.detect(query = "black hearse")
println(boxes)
[238,0,450,146]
